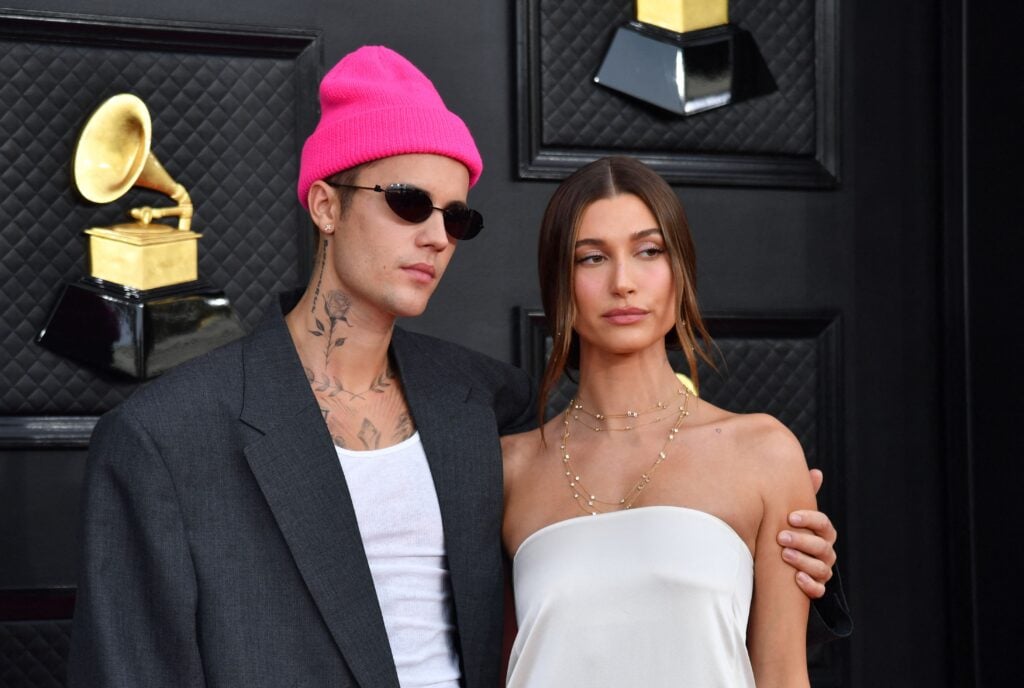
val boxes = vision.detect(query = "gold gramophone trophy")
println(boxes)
[594,0,774,115]
[37,93,245,379]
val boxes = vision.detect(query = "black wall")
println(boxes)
[965,2,1024,684]
[0,0,1016,685]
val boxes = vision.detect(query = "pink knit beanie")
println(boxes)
[297,46,483,208]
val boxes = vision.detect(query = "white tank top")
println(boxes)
[508,506,755,688]
[336,433,460,687]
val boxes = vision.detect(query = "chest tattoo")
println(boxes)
[357,418,381,450]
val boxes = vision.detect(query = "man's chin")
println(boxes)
[390,298,431,320]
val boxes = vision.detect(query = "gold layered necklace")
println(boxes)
[570,386,688,432]
[559,387,691,515]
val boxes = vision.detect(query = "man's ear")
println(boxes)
[307,181,340,234]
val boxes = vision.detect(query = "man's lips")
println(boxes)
[602,307,649,324]
[402,263,436,283]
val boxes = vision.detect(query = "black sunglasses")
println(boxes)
[325,182,484,241]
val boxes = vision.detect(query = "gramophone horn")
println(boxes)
[72,93,192,230]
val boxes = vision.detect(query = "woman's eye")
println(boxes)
[637,246,665,258]
[575,253,605,265]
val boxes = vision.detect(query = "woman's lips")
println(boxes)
[602,307,649,325]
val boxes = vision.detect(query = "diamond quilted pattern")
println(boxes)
[698,337,820,464]
[0,37,308,414]
[0,621,71,688]
[535,0,816,154]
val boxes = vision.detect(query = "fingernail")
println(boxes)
[797,572,811,584]
[790,513,804,525]
[782,548,797,561]
[779,531,793,545]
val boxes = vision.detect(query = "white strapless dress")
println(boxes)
[507,506,755,688]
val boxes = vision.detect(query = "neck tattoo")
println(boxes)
[310,238,328,314]
[306,364,394,401]
[307,288,353,364]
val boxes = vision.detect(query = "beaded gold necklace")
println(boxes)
[570,387,687,432]
[559,387,691,515]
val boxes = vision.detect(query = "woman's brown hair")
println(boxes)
[536,156,715,431]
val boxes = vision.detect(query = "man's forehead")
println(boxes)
[354,153,471,197]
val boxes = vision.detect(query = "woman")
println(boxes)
[502,157,815,687]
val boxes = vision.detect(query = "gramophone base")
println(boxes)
[86,226,201,291]
[36,278,246,380]
[594,22,774,115]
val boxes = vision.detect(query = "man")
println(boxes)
[68,46,846,688]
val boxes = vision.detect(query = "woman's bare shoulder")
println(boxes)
[501,424,550,476]
[501,426,544,456]
[725,412,811,499]
[742,414,804,464]
[689,400,807,474]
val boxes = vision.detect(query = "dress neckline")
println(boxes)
[512,505,754,565]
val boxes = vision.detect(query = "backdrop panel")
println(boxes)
[0,10,320,435]
[517,0,839,186]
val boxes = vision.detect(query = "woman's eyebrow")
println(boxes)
[573,227,659,248]
[631,228,662,239]
[574,228,662,248]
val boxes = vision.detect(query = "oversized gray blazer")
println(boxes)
[68,303,535,688]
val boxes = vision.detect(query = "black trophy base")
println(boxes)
[594,21,776,116]
[36,277,247,380]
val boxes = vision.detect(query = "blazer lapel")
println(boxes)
[240,312,399,688]
[391,329,505,688]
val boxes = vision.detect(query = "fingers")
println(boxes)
[784,486,838,601]
[788,509,838,547]
[780,543,834,595]
[809,468,824,495]
[779,527,836,565]
[794,570,826,599]
[778,523,836,602]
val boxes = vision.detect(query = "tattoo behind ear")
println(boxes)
[310,238,328,315]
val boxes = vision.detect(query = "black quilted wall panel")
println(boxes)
[538,0,815,154]
[518,0,839,185]
[0,13,318,415]
[0,621,70,688]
